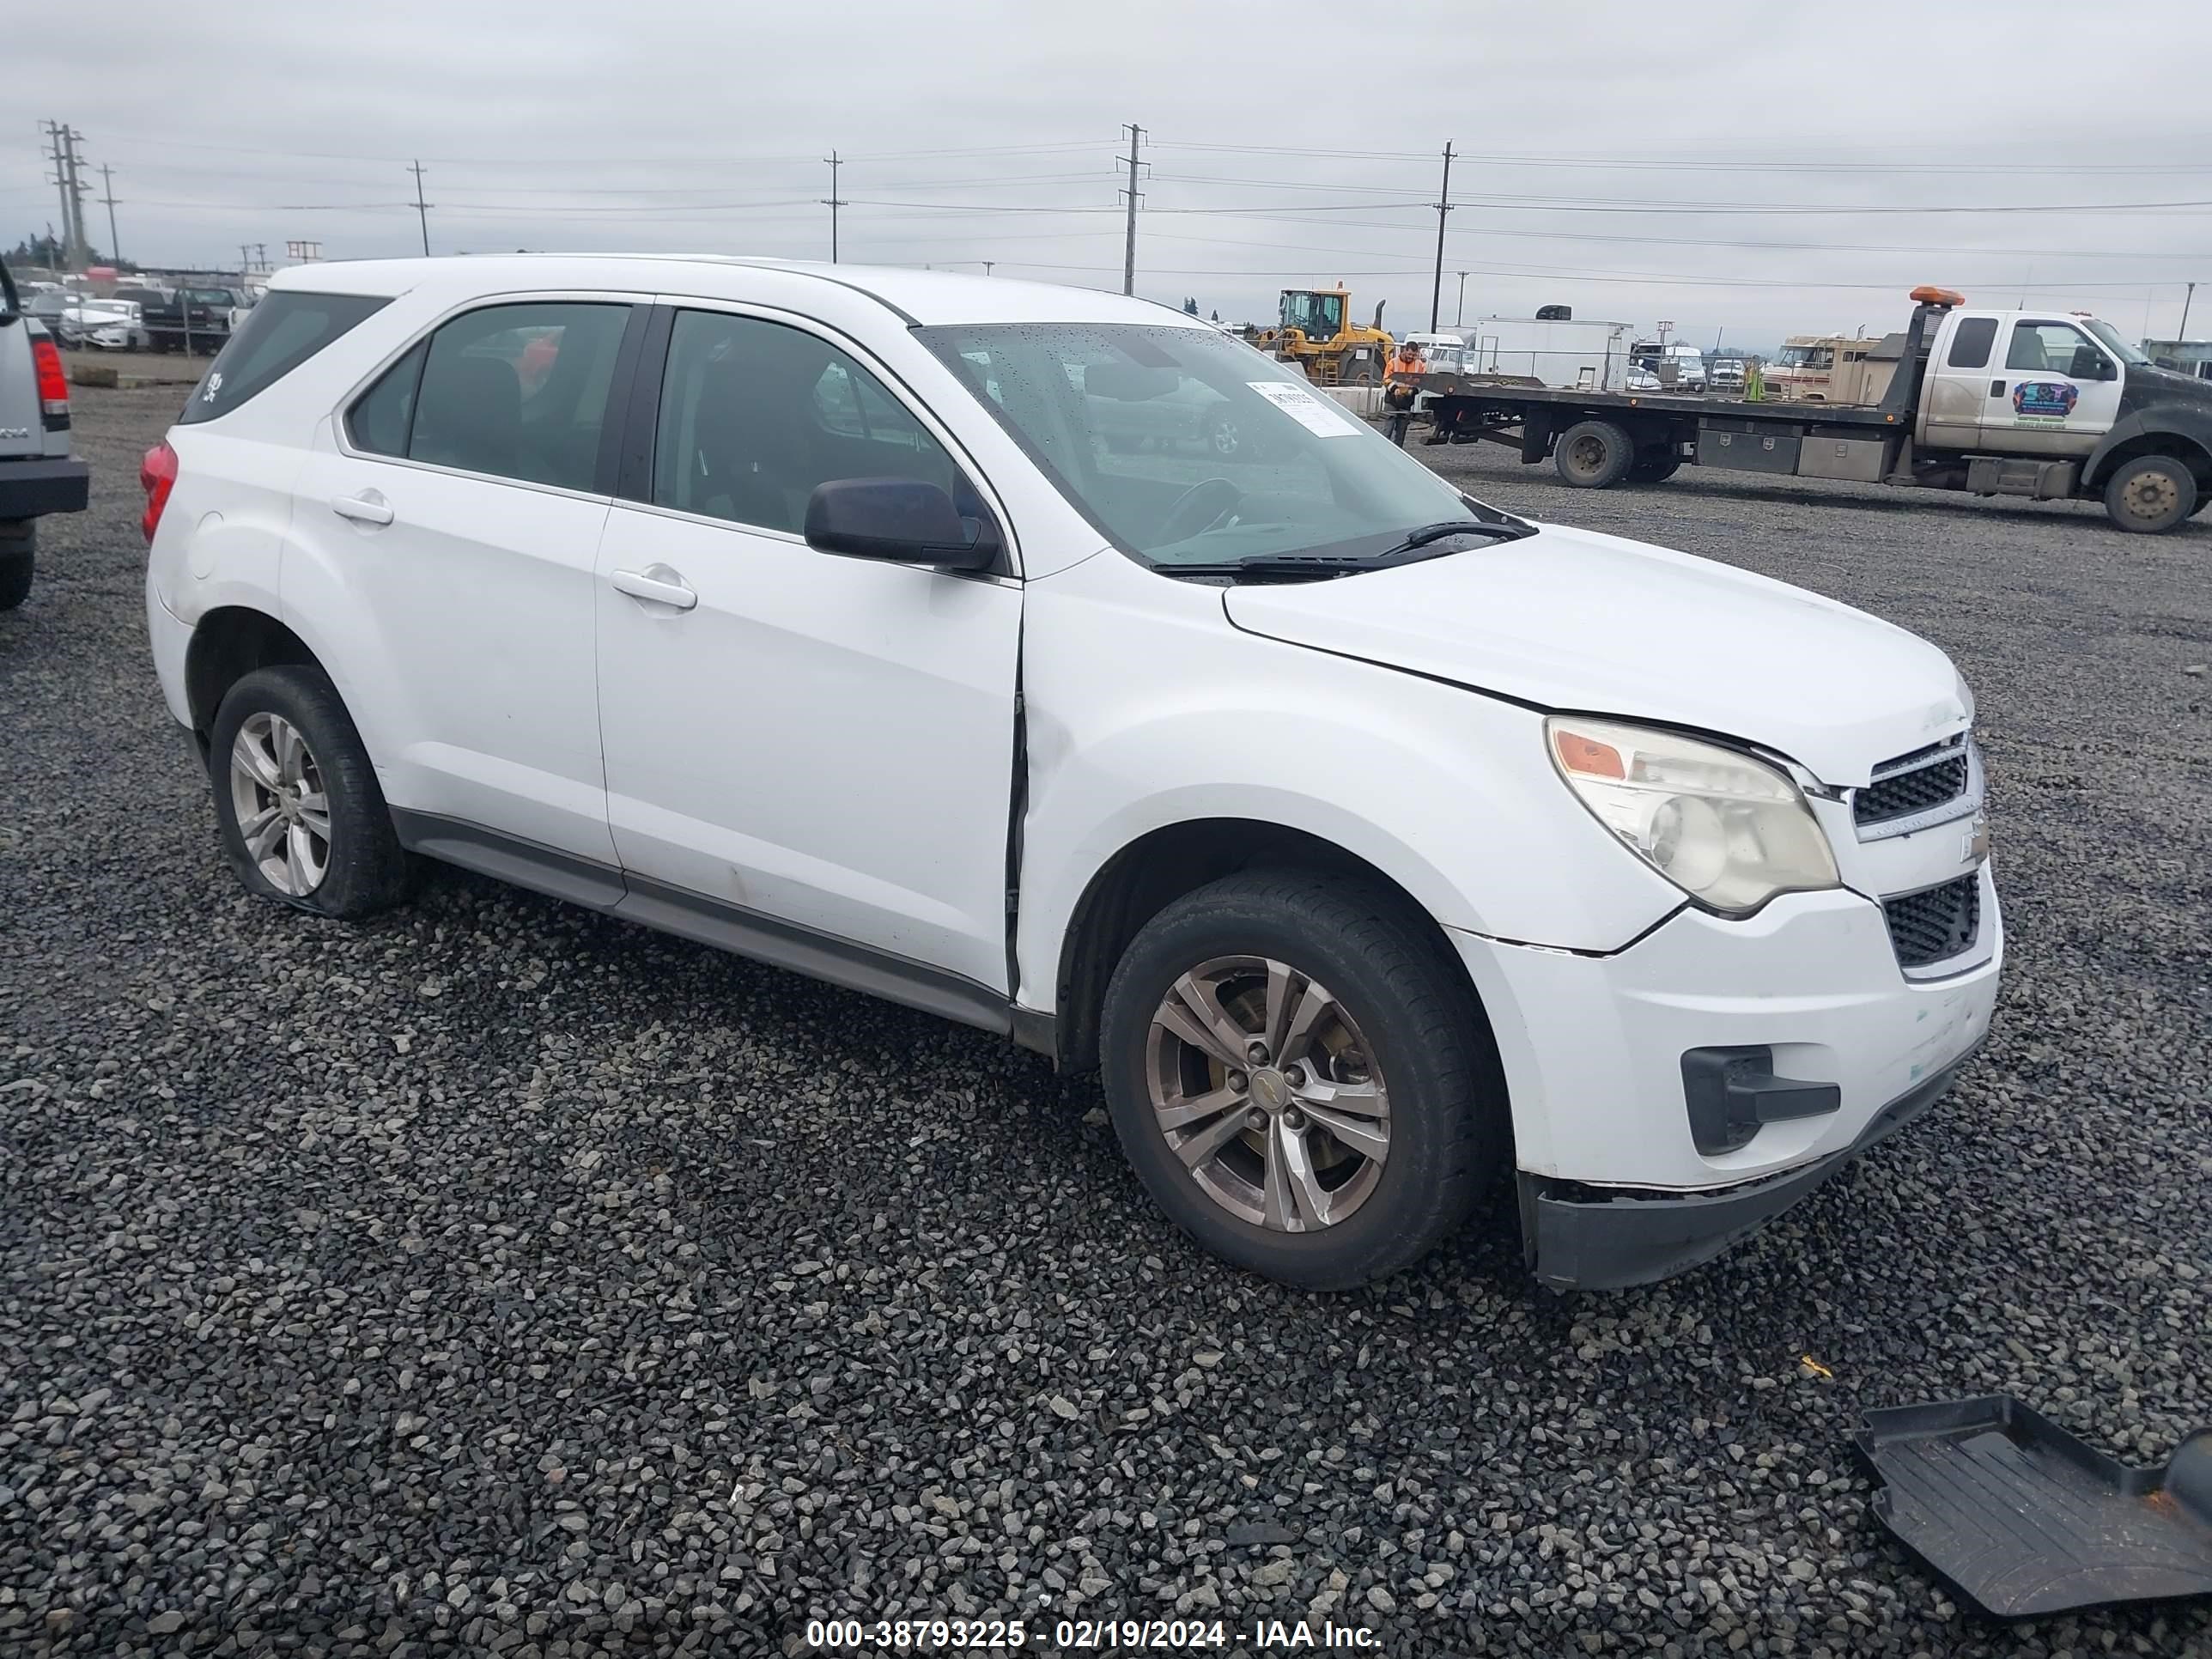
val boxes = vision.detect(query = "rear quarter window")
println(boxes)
[178,291,388,424]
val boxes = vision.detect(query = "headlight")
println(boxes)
[1546,717,1839,916]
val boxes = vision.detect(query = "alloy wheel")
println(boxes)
[1144,955,1389,1232]
[228,712,331,896]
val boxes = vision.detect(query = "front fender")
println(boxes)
[2083,403,2212,486]
[1013,551,1683,1013]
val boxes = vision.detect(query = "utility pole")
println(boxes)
[44,124,74,267]
[61,126,90,265]
[240,244,253,278]
[408,161,432,257]
[44,121,89,268]
[823,151,846,264]
[98,162,120,263]
[1121,124,1145,297]
[982,260,994,276]
[2180,281,2198,341]
[255,242,267,272]
[1455,271,1469,327]
[1430,143,1455,333]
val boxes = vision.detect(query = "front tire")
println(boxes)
[209,665,411,919]
[1555,420,1636,488]
[1099,869,1500,1290]
[2103,455,2197,533]
[0,520,34,611]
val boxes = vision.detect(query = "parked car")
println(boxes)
[1711,356,1748,392]
[0,258,92,608]
[143,258,2000,1291]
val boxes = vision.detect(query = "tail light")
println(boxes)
[141,441,179,546]
[31,336,70,427]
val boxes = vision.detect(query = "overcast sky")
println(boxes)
[10,0,2211,349]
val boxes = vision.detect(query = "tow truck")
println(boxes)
[1419,287,2212,533]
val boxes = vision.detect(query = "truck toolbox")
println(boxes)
[1698,427,1801,474]
[1798,436,1890,484]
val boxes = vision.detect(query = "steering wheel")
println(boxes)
[1158,477,1243,544]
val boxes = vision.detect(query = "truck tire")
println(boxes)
[1340,359,1378,388]
[209,665,414,920]
[1555,420,1636,488]
[0,521,33,611]
[2103,455,2197,534]
[1098,867,1503,1290]
[1628,453,1681,483]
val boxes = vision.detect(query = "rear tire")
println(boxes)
[0,521,33,611]
[1555,420,1637,488]
[2102,455,2197,533]
[1627,453,1681,483]
[209,665,412,920]
[1099,868,1501,1290]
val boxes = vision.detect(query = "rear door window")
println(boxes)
[402,302,631,492]
[177,291,387,424]
[1946,317,1997,370]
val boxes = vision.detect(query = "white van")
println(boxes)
[142,258,2000,1291]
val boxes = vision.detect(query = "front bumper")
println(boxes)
[1519,1042,1978,1290]
[1450,868,2001,1288]
[0,456,91,521]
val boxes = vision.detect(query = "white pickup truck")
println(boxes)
[0,258,92,609]
[1425,286,2212,533]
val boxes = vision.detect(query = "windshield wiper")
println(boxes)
[1166,555,1382,580]
[1376,519,1534,555]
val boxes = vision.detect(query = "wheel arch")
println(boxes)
[184,606,324,742]
[2082,410,2212,489]
[1046,817,1498,1082]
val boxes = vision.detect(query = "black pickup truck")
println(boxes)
[0,258,93,609]
[143,284,249,356]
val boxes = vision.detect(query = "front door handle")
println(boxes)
[611,566,698,611]
[331,490,393,526]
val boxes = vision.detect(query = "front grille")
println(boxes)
[1884,874,1980,969]
[1856,740,1971,827]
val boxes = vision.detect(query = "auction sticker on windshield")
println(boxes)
[1248,380,1361,437]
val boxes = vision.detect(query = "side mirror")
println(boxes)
[804,477,997,572]
[2071,348,2115,382]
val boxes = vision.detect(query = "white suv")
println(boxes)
[143,258,2001,1291]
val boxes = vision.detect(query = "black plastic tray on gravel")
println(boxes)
[1853,1395,2212,1619]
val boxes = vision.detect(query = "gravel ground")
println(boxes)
[3,389,2209,1658]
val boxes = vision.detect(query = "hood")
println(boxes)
[2124,360,2212,413]
[1222,522,1968,787]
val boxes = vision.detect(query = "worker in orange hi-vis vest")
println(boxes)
[1384,340,1428,443]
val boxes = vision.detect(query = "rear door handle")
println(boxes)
[331,491,393,526]
[1989,379,2007,398]
[611,566,698,611]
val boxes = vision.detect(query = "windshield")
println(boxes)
[1279,291,1344,338]
[916,322,1486,571]
[1775,344,1833,370]
[2081,318,2149,367]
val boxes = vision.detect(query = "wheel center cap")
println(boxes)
[1250,1068,1289,1111]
